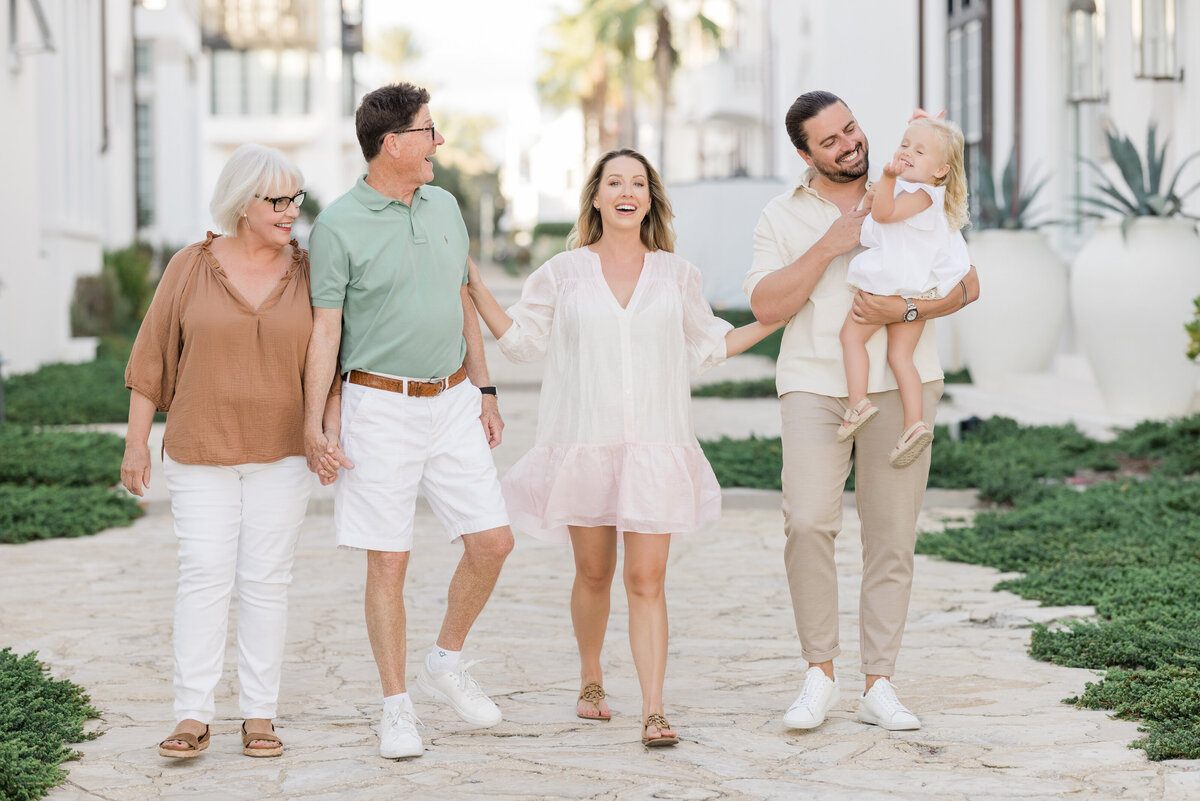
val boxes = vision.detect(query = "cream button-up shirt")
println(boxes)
[743,167,944,399]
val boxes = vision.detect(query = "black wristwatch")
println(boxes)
[479,386,498,396]
[902,298,918,323]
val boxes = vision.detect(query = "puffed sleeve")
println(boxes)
[124,243,197,411]
[682,262,734,377]
[896,180,941,232]
[496,260,559,363]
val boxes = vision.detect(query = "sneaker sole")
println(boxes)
[782,687,840,729]
[857,711,921,731]
[416,673,502,728]
[380,745,423,759]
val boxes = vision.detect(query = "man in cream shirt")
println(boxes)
[744,91,979,732]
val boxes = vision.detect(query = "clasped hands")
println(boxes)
[305,430,355,486]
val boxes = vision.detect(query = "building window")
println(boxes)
[134,40,152,76]
[946,0,991,221]
[1133,0,1179,79]
[200,0,319,50]
[135,101,155,228]
[210,48,310,115]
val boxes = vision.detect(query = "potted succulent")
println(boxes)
[957,149,1065,390]
[1070,124,1200,418]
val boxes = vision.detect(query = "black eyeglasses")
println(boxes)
[256,191,306,212]
[389,123,437,142]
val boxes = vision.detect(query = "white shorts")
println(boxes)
[334,378,509,552]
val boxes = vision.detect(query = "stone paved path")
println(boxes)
[6,489,1200,800]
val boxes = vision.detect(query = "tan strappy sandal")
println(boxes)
[577,682,611,720]
[889,421,934,468]
[242,720,283,757]
[837,398,879,443]
[157,722,210,758]
[641,713,679,747]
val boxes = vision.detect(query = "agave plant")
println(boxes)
[975,148,1052,230]
[1079,123,1200,237]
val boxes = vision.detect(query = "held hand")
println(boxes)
[316,435,355,483]
[304,428,330,475]
[822,207,870,256]
[120,443,152,497]
[479,394,504,449]
[850,290,907,326]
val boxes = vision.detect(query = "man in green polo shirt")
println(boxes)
[302,82,514,760]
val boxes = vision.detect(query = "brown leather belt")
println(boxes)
[345,365,467,398]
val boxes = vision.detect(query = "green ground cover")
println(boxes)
[701,413,1200,759]
[0,426,142,544]
[0,649,99,801]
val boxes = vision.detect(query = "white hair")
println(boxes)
[209,144,305,235]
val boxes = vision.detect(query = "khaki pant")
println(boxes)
[780,382,942,676]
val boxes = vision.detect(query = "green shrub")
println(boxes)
[0,648,99,801]
[0,486,141,544]
[693,378,777,398]
[0,427,125,487]
[1069,667,1200,761]
[2,358,133,426]
[700,435,783,490]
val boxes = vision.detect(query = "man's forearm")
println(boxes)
[461,287,491,387]
[304,309,342,434]
[750,240,839,324]
[915,267,979,321]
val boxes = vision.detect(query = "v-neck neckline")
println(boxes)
[203,233,298,314]
[588,248,650,312]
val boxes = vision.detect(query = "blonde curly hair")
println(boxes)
[910,117,970,231]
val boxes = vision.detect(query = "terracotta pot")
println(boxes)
[1070,217,1200,418]
[958,229,1069,390]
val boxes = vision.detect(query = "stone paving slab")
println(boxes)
[5,496,1199,801]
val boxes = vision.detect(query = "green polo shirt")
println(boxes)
[309,177,468,379]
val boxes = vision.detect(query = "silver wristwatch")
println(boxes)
[902,298,918,323]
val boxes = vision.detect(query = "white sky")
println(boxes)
[361,0,568,156]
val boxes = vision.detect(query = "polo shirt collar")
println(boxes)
[351,175,429,211]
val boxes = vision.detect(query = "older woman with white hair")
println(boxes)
[122,143,344,759]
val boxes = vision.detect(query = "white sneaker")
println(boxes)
[379,696,423,759]
[416,660,502,728]
[857,678,921,731]
[783,666,840,729]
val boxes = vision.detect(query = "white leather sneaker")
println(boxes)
[783,666,840,729]
[417,660,502,728]
[379,696,423,759]
[858,678,921,731]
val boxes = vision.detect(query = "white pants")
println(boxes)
[163,453,313,723]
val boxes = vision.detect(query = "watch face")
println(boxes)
[904,308,918,322]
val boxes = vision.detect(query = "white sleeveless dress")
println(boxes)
[847,179,970,298]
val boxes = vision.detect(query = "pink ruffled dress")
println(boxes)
[497,247,733,543]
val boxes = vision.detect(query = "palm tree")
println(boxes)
[537,9,622,165]
[582,0,720,171]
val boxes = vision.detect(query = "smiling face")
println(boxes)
[241,184,301,246]
[592,155,651,234]
[388,104,445,188]
[892,123,952,184]
[799,101,870,183]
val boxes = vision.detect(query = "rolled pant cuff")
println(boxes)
[800,646,841,664]
[861,663,897,676]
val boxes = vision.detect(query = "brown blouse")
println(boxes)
[126,232,326,466]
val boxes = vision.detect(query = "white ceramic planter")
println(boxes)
[958,229,1069,390]
[1070,217,1200,418]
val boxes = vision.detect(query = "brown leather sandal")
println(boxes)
[157,722,210,758]
[641,713,679,747]
[577,682,611,721]
[242,720,283,757]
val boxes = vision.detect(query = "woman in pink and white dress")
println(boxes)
[467,148,781,746]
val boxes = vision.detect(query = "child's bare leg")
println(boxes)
[840,314,882,406]
[885,321,926,428]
